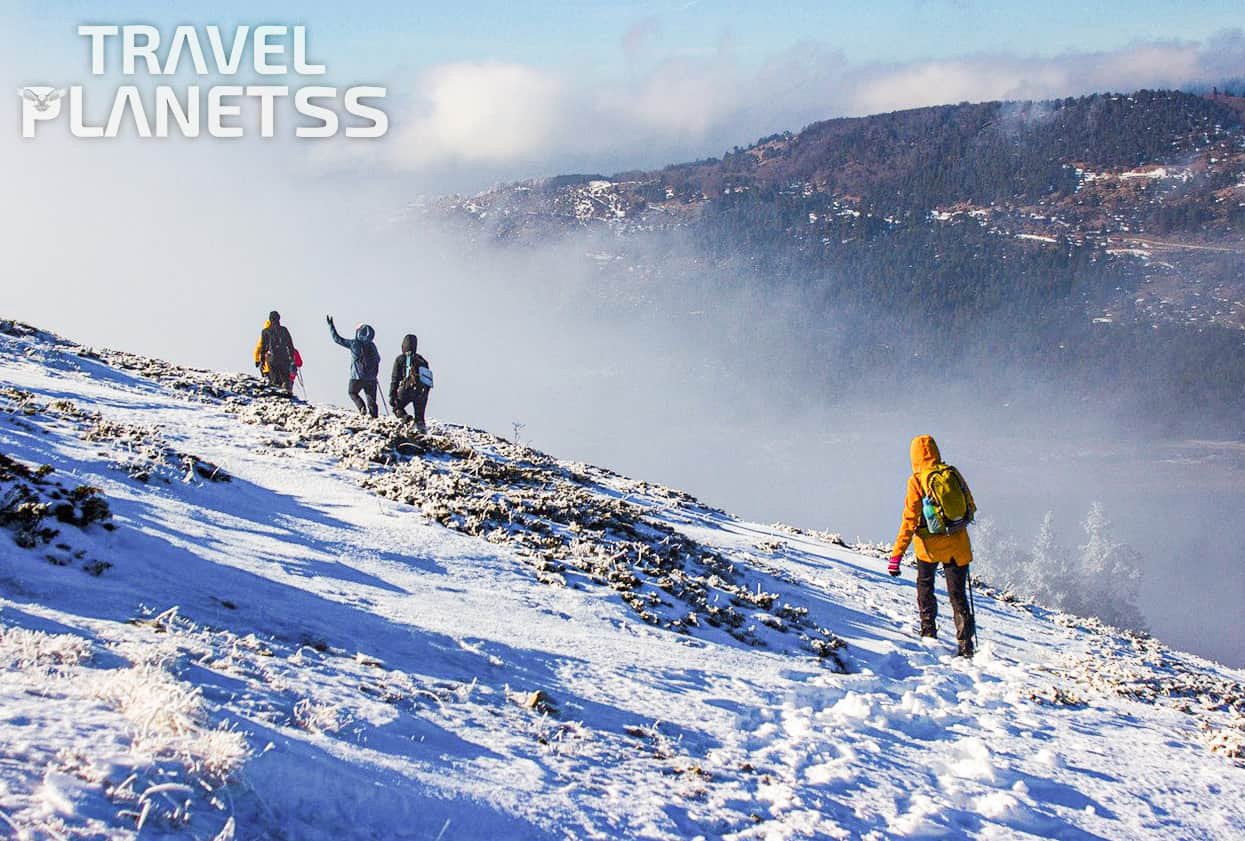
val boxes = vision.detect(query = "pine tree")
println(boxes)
[980,507,1147,630]
[1078,502,1147,630]
[1026,511,1075,612]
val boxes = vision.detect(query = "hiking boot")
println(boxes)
[957,645,974,658]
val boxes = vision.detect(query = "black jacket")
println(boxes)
[389,334,429,399]
[258,322,294,370]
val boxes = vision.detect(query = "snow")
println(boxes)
[1,320,1243,839]
[564,180,630,223]
[1106,247,1151,259]
[1120,168,1168,180]
[1081,166,1192,186]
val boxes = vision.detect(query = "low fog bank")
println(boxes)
[320,219,1245,667]
[5,139,1241,666]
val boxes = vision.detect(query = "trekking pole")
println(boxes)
[296,369,308,401]
[968,571,979,650]
[378,390,390,417]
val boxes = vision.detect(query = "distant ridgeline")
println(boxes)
[432,90,1245,430]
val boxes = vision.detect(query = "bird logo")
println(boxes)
[18,86,68,136]
[19,86,67,113]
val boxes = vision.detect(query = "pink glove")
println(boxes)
[887,556,902,577]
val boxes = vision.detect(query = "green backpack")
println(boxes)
[919,463,975,535]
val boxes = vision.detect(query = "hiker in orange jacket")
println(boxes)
[889,434,977,657]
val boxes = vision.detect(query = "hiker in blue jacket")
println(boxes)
[326,315,381,418]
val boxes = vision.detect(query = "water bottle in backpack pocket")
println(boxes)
[922,496,945,534]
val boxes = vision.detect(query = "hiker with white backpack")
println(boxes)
[888,434,978,657]
[388,333,433,433]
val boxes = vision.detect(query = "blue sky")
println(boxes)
[4,1,1244,189]
[8,1,1242,74]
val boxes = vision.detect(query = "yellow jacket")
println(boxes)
[254,320,271,373]
[891,435,973,566]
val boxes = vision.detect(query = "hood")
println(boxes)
[401,334,418,354]
[268,310,281,324]
[910,434,942,473]
[355,324,375,342]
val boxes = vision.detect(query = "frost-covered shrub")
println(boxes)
[0,625,92,673]
[1076,502,1146,630]
[974,504,1147,631]
[971,517,1025,595]
[292,698,351,734]
[91,663,250,780]
[0,450,115,571]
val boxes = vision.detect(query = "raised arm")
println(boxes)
[326,316,349,348]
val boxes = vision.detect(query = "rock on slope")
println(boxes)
[1,318,1242,840]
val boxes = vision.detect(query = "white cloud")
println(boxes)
[850,60,1021,113]
[382,47,747,175]
[378,28,1245,179]
[605,54,740,137]
[848,40,1215,114]
[390,62,565,169]
[1091,42,1202,90]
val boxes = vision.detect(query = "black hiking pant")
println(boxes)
[265,358,292,394]
[263,365,290,393]
[392,385,429,429]
[916,559,974,656]
[348,379,378,418]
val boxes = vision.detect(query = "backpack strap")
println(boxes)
[400,352,419,389]
[950,465,976,515]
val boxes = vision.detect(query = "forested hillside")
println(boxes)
[427,90,1245,431]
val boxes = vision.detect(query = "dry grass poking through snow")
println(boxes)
[0,618,250,837]
[0,625,92,673]
[90,662,251,782]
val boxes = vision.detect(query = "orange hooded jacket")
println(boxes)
[891,434,973,566]
[253,320,272,373]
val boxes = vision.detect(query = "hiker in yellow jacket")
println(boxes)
[889,434,977,657]
[254,310,299,395]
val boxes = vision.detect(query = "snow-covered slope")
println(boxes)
[1,319,1241,840]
